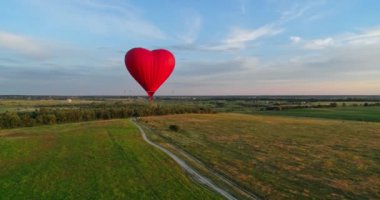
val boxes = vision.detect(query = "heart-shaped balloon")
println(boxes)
[125,47,175,98]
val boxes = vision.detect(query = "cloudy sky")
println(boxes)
[1,0,380,95]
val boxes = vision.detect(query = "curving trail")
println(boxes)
[131,119,238,200]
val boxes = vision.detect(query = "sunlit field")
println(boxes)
[0,99,101,113]
[2,0,380,199]
[142,113,380,199]
[261,106,380,122]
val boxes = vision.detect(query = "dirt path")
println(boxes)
[131,119,239,200]
[159,140,262,200]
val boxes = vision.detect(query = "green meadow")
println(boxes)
[0,119,222,200]
[1,97,380,199]
[260,106,380,122]
[0,99,101,113]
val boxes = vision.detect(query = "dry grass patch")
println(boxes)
[143,113,380,199]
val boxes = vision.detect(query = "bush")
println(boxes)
[1,112,21,128]
[169,124,180,132]
[329,102,338,107]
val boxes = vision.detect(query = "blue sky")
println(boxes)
[1,0,380,95]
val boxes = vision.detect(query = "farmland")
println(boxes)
[157,96,380,122]
[0,119,222,199]
[260,106,380,122]
[1,96,380,199]
[0,99,102,113]
[141,113,380,199]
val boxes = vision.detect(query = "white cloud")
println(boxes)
[0,31,50,59]
[290,36,302,44]
[343,28,380,46]
[0,30,118,69]
[225,26,280,44]
[278,1,327,23]
[306,12,328,22]
[202,26,283,51]
[300,27,380,50]
[280,4,313,22]
[304,37,334,50]
[30,0,166,40]
[170,25,380,95]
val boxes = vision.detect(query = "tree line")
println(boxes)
[0,103,215,129]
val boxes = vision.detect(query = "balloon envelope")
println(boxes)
[125,48,175,98]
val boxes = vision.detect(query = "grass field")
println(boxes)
[260,106,380,122]
[0,99,101,113]
[142,113,380,200]
[0,120,222,199]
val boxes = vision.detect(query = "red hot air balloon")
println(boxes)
[125,47,175,102]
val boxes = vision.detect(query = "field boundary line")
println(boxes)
[135,120,262,200]
[131,118,239,200]
[154,135,262,200]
